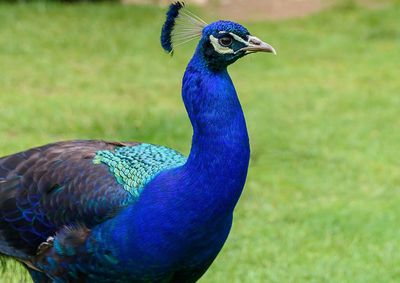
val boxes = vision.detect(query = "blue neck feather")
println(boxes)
[182,51,250,209]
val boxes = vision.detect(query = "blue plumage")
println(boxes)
[0,3,276,282]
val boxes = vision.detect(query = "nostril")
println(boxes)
[249,37,262,45]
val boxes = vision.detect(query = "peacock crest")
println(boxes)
[161,1,207,54]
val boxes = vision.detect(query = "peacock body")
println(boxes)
[0,2,275,282]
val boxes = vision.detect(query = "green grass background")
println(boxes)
[1,1,400,282]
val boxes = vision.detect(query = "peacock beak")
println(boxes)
[242,36,277,55]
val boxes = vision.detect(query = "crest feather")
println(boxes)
[161,2,207,54]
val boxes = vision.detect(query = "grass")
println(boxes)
[1,1,400,282]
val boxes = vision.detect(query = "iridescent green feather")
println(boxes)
[93,144,187,197]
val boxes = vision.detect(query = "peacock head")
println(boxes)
[199,21,276,69]
[161,2,276,71]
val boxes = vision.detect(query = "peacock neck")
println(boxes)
[89,54,252,268]
[181,53,250,210]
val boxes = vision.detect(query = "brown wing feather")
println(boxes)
[0,140,139,259]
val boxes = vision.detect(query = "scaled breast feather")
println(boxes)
[93,144,187,197]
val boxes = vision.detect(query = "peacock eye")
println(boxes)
[218,37,233,47]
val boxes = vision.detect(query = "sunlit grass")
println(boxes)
[1,1,400,282]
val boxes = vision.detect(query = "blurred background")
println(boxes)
[0,0,399,282]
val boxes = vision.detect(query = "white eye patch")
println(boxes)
[209,35,234,54]
[209,33,249,55]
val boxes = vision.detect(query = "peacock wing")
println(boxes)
[0,140,140,259]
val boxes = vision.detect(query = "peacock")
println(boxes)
[0,2,275,282]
